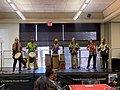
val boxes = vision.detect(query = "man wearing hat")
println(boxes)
[52,38,59,54]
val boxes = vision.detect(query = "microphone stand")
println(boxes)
[0,42,2,71]
[0,41,7,72]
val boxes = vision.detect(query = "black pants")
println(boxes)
[13,55,23,72]
[87,55,96,69]
[101,53,108,69]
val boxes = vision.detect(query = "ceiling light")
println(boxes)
[73,16,78,21]
[77,10,82,16]
[7,0,12,3]
[73,11,82,20]
[7,0,26,20]
[73,0,91,20]
[16,11,26,20]
[85,0,91,3]
[16,11,22,16]
[10,3,17,10]
[80,3,87,11]
[21,16,26,20]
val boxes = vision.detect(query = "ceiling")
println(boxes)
[0,0,120,23]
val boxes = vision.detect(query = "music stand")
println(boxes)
[0,38,7,72]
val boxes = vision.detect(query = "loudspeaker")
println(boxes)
[87,13,91,18]
[112,58,120,72]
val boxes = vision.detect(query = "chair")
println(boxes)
[0,84,5,90]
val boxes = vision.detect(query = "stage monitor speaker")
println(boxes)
[112,58,120,72]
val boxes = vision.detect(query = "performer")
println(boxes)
[26,39,38,70]
[87,39,97,70]
[12,37,23,72]
[69,37,80,69]
[98,38,109,69]
[52,38,59,54]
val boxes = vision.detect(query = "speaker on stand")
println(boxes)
[112,58,120,72]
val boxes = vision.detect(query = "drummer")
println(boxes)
[52,38,59,54]
[26,38,38,70]
[12,37,23,72]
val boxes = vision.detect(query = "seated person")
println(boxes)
[46,68,63,90]
[34,75,47,90]
[34,69,68,90]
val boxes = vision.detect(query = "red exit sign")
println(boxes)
[47,22,52,26]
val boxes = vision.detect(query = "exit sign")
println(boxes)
[47,22,52,26]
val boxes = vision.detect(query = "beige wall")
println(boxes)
[0,24,19,67]
[111,23,120,58]
[0,24,19,49]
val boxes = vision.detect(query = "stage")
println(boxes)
[0,67,120,90]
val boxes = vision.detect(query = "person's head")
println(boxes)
[54,38,58,44]
[15,37,19,43]
[30,38,34,43]
[88,39,93,44]
[46,69,58,80]
[101,38,106,44]
[53,70,57,80]
[45,69,54,80]
[71,37,76,44]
